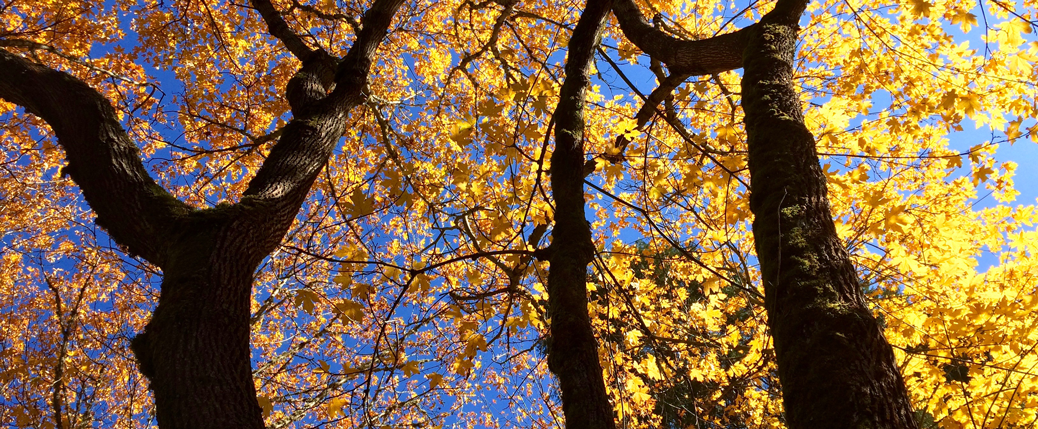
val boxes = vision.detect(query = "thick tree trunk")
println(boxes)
[546,0,615,427]
[741,11,919,429]
[613,0,919,424]
[130,214,270,428]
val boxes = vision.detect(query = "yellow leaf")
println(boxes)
[643,355,663,381]
[884,206,911,234]
[294,289,319,315]
[451,356,474,375]
[407,272,431,294]
[625,377,652,404]
[950,11,977,32]
[973,165,995,185]
[465,331,487,353]
[257,395,272,419]
[956,93,982,117]
[401,360,421,377]
[939,91,958,112]
[450,116,477,144]
[332,273,351,286]
[426,372,443,389]
[327,397,346,418]
[908,0,931,17]
[996,20,1031,49]
[348,189,375,217]
[351,282,370,300]
[617,117,640,140]
[334,299,365,323]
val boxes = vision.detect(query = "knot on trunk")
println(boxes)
[285,49,338,115]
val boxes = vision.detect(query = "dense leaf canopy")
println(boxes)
[1,0,1037,426]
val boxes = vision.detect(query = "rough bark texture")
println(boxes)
[741,6,920,429]
[546,0,615,427]
[0,0,402,426]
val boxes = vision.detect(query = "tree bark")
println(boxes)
[611,0,746,75]
[0,0,402,426]
[546,0,615,427]
[611,0,919,425]
[740,5,920,428]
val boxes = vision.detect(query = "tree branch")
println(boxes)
[611,0,749,75]
[251,0,315,60]
[239,0,403,255]
[0,49,192,268]
[611,0,809,75]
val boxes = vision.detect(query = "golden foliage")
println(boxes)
[1,0,1037,427]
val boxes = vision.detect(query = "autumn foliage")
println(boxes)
[1,0,1038,426]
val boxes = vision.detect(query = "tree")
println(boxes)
[2,0,1037,427]
[2,0,404,426]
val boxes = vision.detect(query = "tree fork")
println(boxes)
[741,7,919,428]
[0,0,403,426]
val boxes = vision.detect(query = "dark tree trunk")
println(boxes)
[0,0,402,426]
[741,7,920,429]
[545,0,616,427]
[130,214,272,428]
[611,0,920,425]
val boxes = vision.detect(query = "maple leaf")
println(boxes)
[949,11,977,32]
[334,299,365,323]
[401,360,422,377]
[347,188,375,217]
[294,289,319,315]
[956,93,982,117]
[449,116,477,144]
[973,165,995,185]
[257,396,273,419]
[426,373,443,389]
[326,398,346,418]
[909,0,932,17]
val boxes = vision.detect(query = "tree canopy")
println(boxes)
[1,0,1037,426]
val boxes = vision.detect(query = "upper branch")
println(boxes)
[332,0,404,92]
[251,0,315,60]
[0,49,192,267]
[240,0,403,239]
[611,0,807,75]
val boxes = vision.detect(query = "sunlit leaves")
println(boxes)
[909,0,933,17]
[950,10,978,32]
[333,299,365,323]
[2,0,1038,427]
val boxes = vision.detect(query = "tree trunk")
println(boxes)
[546,0,616,427]
[741,9,920,429]
[611,0,919,423]
[130,213,270,428]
